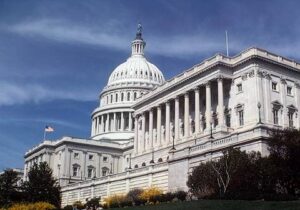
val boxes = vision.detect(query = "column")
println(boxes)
[121,112,125,131]
[105,113,110,132]
[194,88,200,134]
[91,118,95,136]
[218,77,225,127]
[142,113,146,152]
[175,96,180,140]
[128,112,132,131]
[113,113,116,131]
[96,117,100,134]
[184,92,190,137]
[134,116,138,154]
[165,101,170,144]
[263,74,272,124]
[149,109,153,149]
[295,83,300,128]
[281,78,287,127]
[101,115,104,132]
[157,106,162,146]
[206,82,212,128]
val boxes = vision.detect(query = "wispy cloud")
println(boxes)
[0,117,85,130]
[7,18,300,60]
[6,19,241,58]
[0,81,95,106]
[8,19,129,51]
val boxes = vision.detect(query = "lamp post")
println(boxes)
[209,120,214,139]
[150,149,154,164]
[257,102,262,124]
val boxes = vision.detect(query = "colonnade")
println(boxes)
[92,111,134,136]
[134,77,226,155]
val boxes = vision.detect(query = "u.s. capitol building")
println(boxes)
[24,26,300,206]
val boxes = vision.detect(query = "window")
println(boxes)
[133,92,137,100]
[272,82,277,91]
[287,86,292,95]
[103,156,108,162]
[87,167,94,178]
[102,167,109,176]
[74,153,79,159]
[273,109,279,125]
[127,92,130,101]
[121,93,124,101]
[72,165,80,177]
[88,155,93,160]
[288,111,294,128]
[226,114,231,127]
[237,84,242,93]
[110,95,113,103]
[238,110,244,126]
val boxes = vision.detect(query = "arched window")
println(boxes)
[121,92,124,101]
[106,96,109,104]
[110,95,113,103]
[142,162,146,167]
[134,164,138,169]
[134,92,137,100]
[115,93,118,102]
[127,92,130,101]
[158,158,163,163]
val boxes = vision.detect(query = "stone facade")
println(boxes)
[24,27,300,207]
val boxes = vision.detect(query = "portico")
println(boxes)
[133,76,229,155]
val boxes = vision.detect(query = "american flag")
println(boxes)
[45,126,54,132]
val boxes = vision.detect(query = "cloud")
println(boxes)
[0,81,95,106]
[8,19,130,51]
[0,117,85,130]
[6,19,242,58]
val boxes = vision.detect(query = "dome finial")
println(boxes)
[136,23,143,39]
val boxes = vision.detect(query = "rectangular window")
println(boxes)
[288,112,294,128]
[87,168,93,178]
[237,84,242,93]
[74,153,79,159]
[102,169,108,177]
[238,110,244,126]
[272,82,277,91]
[273,109,279,125]
[88,155,93,160]
[287,86,292,95]
[72,166,79,177]
[226,114,231,127]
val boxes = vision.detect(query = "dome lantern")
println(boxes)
[131,23,146,56]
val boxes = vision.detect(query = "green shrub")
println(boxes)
[72,201,84,209]
[127,188,143,203]
[165,192,176,202]
[175,191,187,201]
[62,205,73,210]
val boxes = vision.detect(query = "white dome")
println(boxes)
[107,55,165,87]
[91,24,165,142]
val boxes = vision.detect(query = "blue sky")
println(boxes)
[0,0,300,170]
